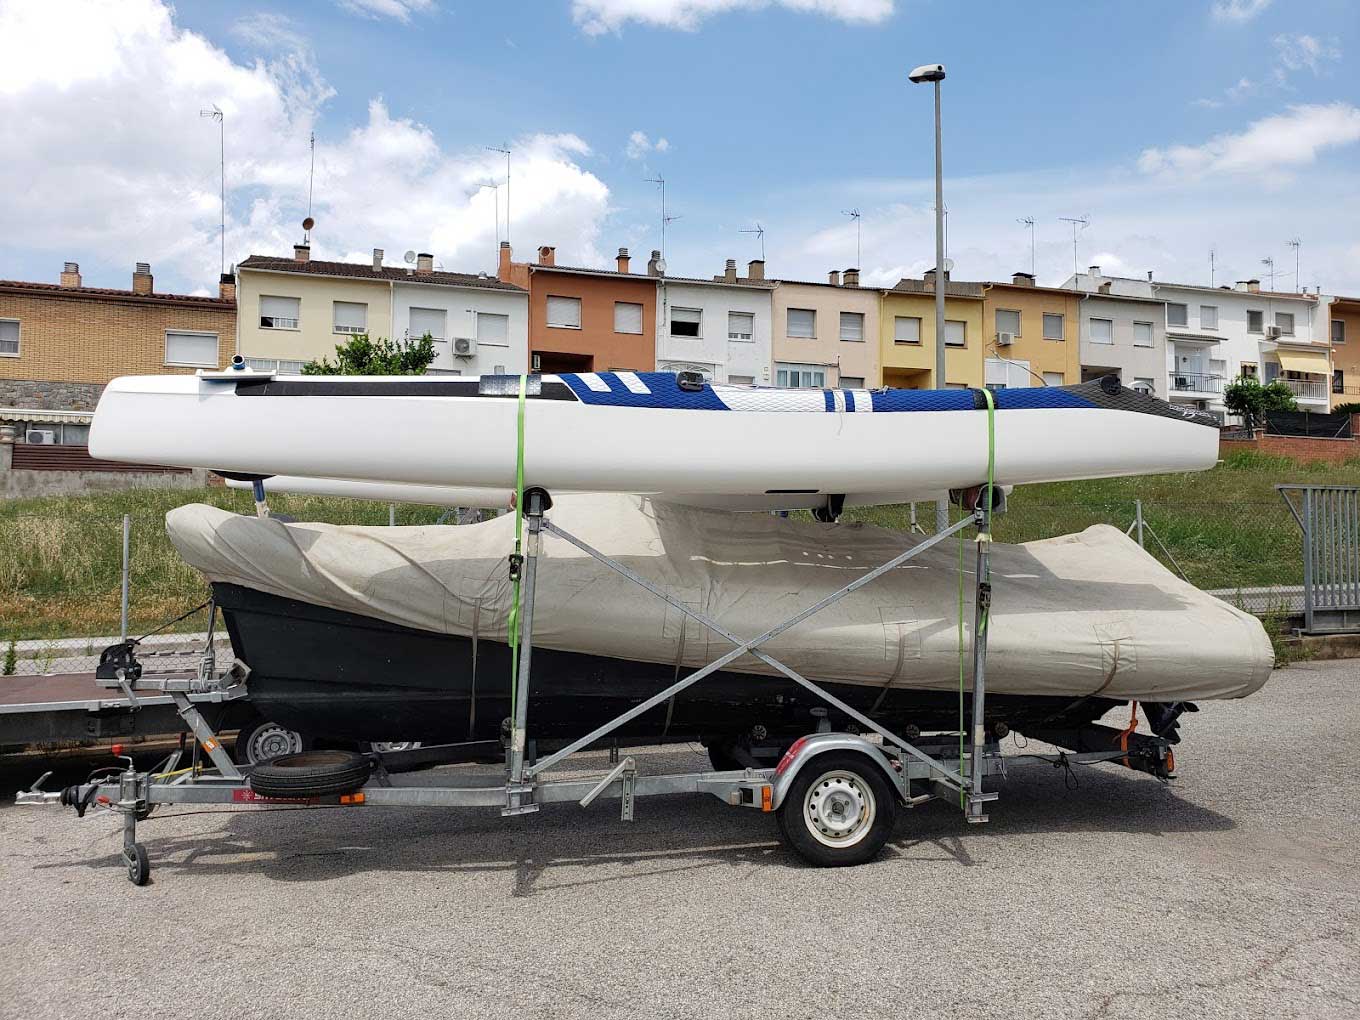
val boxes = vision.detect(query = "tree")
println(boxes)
[1222,375,1298,430]
[301,333,437,376]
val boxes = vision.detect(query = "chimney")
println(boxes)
[1146,271,1154,282]
[132,262,153,295]
[647,249,664,277]
[416,252,434,275]
[498,241,513,282]
[828,270,841,287]
[1088,264,1101,278]
[537,245,556,267]
[843,268,860,287]
[293,243,310,263]
[1247,278,1261,294]
[218,272,235,302]
[616,247,630,273]
[747,259,765,281]
[372,248,384,272]
[1011,271,1035,287]
[724,259,737,284]
[1099,281,1112,294]
[59,261,82,288]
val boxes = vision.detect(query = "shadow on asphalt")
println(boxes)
[9,750,1235,892]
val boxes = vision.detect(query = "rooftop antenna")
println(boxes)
[306,131,315,233]
[1261,255,1276,291]
[486,144,511,247]
[1209,246,1216,288]
[645,173,672,257]
[1287,238,1301,292]
[199,103,225,275]
[1058,215,1090,289]
[740,223,765,261]
[842,208,861,269]
[1017,216,1036,276]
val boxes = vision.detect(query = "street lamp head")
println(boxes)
[908,63,946,83]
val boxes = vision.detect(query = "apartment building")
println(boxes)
[0,261,235,443]
[981,273,1082,389]
[879,271,983,389]
[654,259,775,384]
[1328,296,1360,407]
[1064,271,1169,399]
[237,246,528,376]
[770,268,880,388]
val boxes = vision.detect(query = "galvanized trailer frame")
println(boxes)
[17,486,1163,883]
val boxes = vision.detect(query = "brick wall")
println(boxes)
[1221,421,1360,464]
[0,289,235,387]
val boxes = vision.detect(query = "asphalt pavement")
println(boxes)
[1,659,1357,1020]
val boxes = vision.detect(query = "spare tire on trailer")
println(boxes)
[249,750,372,799]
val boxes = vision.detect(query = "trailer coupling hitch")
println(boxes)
[507,552,524,582]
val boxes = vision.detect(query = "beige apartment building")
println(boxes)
[769,268,880,388]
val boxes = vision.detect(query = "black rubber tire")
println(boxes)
[126,842,150,886]
[249,750,372,799]
[774,751,897,868]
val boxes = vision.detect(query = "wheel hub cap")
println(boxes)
[804,771,875,848]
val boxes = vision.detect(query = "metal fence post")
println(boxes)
[120,514,131,642]
[389,503,396,527]
[1135,500,1145,549]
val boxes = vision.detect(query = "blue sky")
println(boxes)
[2,0,1358,296]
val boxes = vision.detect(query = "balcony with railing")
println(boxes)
[1277,377,1329,402]
[1170,372,1224,394]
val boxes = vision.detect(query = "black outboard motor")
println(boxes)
[1142,701,1199,744]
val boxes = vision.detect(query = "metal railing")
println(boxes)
[1171,372,1224,394]
[1277,378,1329,401]
[1279,486,1360,633]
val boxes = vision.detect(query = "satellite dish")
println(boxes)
[655,258,667,275]
[404,250,417,264]
[942,257,955,273]
[301,217,315,232]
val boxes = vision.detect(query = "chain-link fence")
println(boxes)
[2,491,1304,678]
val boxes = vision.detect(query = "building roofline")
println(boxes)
[0,280,233,310]
[238,256,526,294]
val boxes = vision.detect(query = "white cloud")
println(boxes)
[625,130,671,159]
[0,0,611,292]
[1138,103,1360,182]
[337,0,436,22]
[1211,0,1272,23]
[572,0,892,35]
[1272,33,1341,78]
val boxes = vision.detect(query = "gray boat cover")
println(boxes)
[167,494,1272,702]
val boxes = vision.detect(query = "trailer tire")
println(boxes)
[234,717,310,766]
[775,751,896,867]
[249,750,372,799]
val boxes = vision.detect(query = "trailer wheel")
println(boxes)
[233,718,310,766]
[775,752,896,867]
[249,750,372,799]
[124,842,150,886]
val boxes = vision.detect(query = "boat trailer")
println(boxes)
[16,487,1176,883]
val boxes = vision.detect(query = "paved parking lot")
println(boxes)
[1,659,1357,1020]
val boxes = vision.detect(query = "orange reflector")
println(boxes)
[761,786,773,812]
[1165,749,1175,773]
[339,792,365,805]
[202,738,218,752]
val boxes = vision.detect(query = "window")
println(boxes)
[1166,303,1187,327]
[1042,313,1064,341]
[1247,309,1264,334]
[546,296,581,329]
[0,318,18,356]
[944,320,966,347]
[333,301,367,334]
[165,330,219,367]
[995,309,1021,337]
[775,362,826,388]
[1241,362,1258,378]
[670,307,701,338]
[1200,305,1218,330]
[1133,321,1153,347]
[787,308,816,338]
[244,357,306,374]
[839,311,865,342]
[476,312,509,344]
[1042,371,1064,387]
[259,295,300,330]
[729,374,755,385]
[614,302,643,335]
[1133,378,1156,394]
[946,383,969,390]
[728,311,754,340]
[1276,312,1295,336]
[1334,319,1346,344]
[493,364,506,374]
[894,316,921,344]
[1334,369,1345,394]
[409,307,447,341]
[1089,318,1114,345]
[840,376,865,388]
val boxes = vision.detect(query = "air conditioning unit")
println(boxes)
[995,332,1016,346]
[453,337,476,358]
[26,429,57,445]
[1265,325,1281,340]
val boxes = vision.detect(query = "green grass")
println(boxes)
[2,450,1356,640]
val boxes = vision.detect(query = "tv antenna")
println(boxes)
[485,144,511,246]
[645,174,678,257]
[1261,256,1275,291]
[1209,246,1216,288]
[306,131,315,224]
[199,103,225,275]
[1058,215,1090,287]
[1287,238,1301,291]
[1017,216,1036,276]
[740,223,765,261]
[842,208,861,269]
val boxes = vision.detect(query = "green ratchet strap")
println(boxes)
[959,386,997,806]
[508,374,528,711]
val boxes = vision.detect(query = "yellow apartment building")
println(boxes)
[980,274,1082,388]
[879,272,983,388]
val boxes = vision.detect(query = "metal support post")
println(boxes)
[120,514,131,642]
[505,489,545,814]
[170,692,241,779]
[1134,500,1145,549]
[967,494,994,822]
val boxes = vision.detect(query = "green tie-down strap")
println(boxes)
[508,374,528,709]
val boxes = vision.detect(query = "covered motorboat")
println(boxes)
[166,493,1273,752]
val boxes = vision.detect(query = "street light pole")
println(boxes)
[910,62,949,533]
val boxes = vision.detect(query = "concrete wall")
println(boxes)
[0,443,209,499]
[237,268,393,364]
[391,282,528,376]
[0,379,104,411]
[771,281,880,387]
[1077,294,1168,396]
[654,279,773,384]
